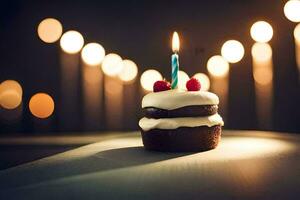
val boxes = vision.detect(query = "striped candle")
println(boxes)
[171,31,180,89]
[171,53,179,89]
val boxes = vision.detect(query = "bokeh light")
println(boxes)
[60,30,84,54]
[207,55,230,77]
[29,93,55,119]
[0,80,23,109]
[253,67,273,86]
[221,40,245,63]
[37,18,63,43]
[294,23,300,43]
[105,79,123,96]
[284,0,300,23]
[193,73,210,91]
[178,70,190,90]
[252,43,273,86]
[0,80,22,96]
[0,90,22,110]
[83,66,102,84]
[118,59,138,83]
[140,69,163,91]
[251,43,272,62]
[81,43,105,66]
[250,21,273,43]
[101,53,124,76]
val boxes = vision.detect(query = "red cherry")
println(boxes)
[153,80,171,92]
[186,78,201,91]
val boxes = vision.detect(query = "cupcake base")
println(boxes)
[141,125,221,152]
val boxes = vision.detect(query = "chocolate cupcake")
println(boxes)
[139,89,224,152]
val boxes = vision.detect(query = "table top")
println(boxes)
[0,130,300,200]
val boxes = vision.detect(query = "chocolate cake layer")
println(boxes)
[143,105,218,119]
[141,125,221,152]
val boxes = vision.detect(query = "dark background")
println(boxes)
[0,0,299,134]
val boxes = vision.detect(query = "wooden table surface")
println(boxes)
[0,130,299,200]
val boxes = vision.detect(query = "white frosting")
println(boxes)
[142,89,219,110]
[139,113,224,131]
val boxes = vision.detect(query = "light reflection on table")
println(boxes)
[0,130,299,200]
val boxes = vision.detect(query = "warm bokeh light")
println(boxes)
[81,43,105,66]
[193,73,210,91]
[60,30,84,54]
[101,53,124,76]
[252,43,273,86]
[251,42,272,62]
[118,59,138,83]
[105,78,123,96]
[207,55,230,77]
[0,80,22,96]
[29,93,55,119]
[284,0,300,23]
[0,80,23,109]
[83,66,102,84]
[221,40,245,63]
[178,70,189,90]
[294,23,300,43]
[294,24,300,71]
[37,18,63,43]
[0,90,22,110]
[253,67,273,85]
[140,69,163,91]
[250,21,273,43]
[172,31,180,52]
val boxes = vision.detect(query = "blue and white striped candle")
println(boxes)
[171,32,180,89]
[171,53,179,89]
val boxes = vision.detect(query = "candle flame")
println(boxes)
[172,31,180,53]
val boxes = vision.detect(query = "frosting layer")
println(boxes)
[139,113,224,131]
[142,89,219,110]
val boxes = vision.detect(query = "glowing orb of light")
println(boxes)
[0,80,22,96]
[37,18,63,43]
[221,40,245,63]
[0,80,23,109]
[81,43,105,66]
[193,73,210,91]
[0,90,22,110]
[207,55,230,77]
[118,59,138,83]
[60,30,84,54]
[251,43,272,62]
[178,70,190,90]
[250,21,273,43]
[140,69,163,91]
[101,53,124,76]
[284,0,300,23]
[294,23,300,43]
[29,93,55,119]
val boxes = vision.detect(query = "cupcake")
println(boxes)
[139,78,224,152]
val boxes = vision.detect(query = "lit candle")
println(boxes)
[171,32,180,89]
